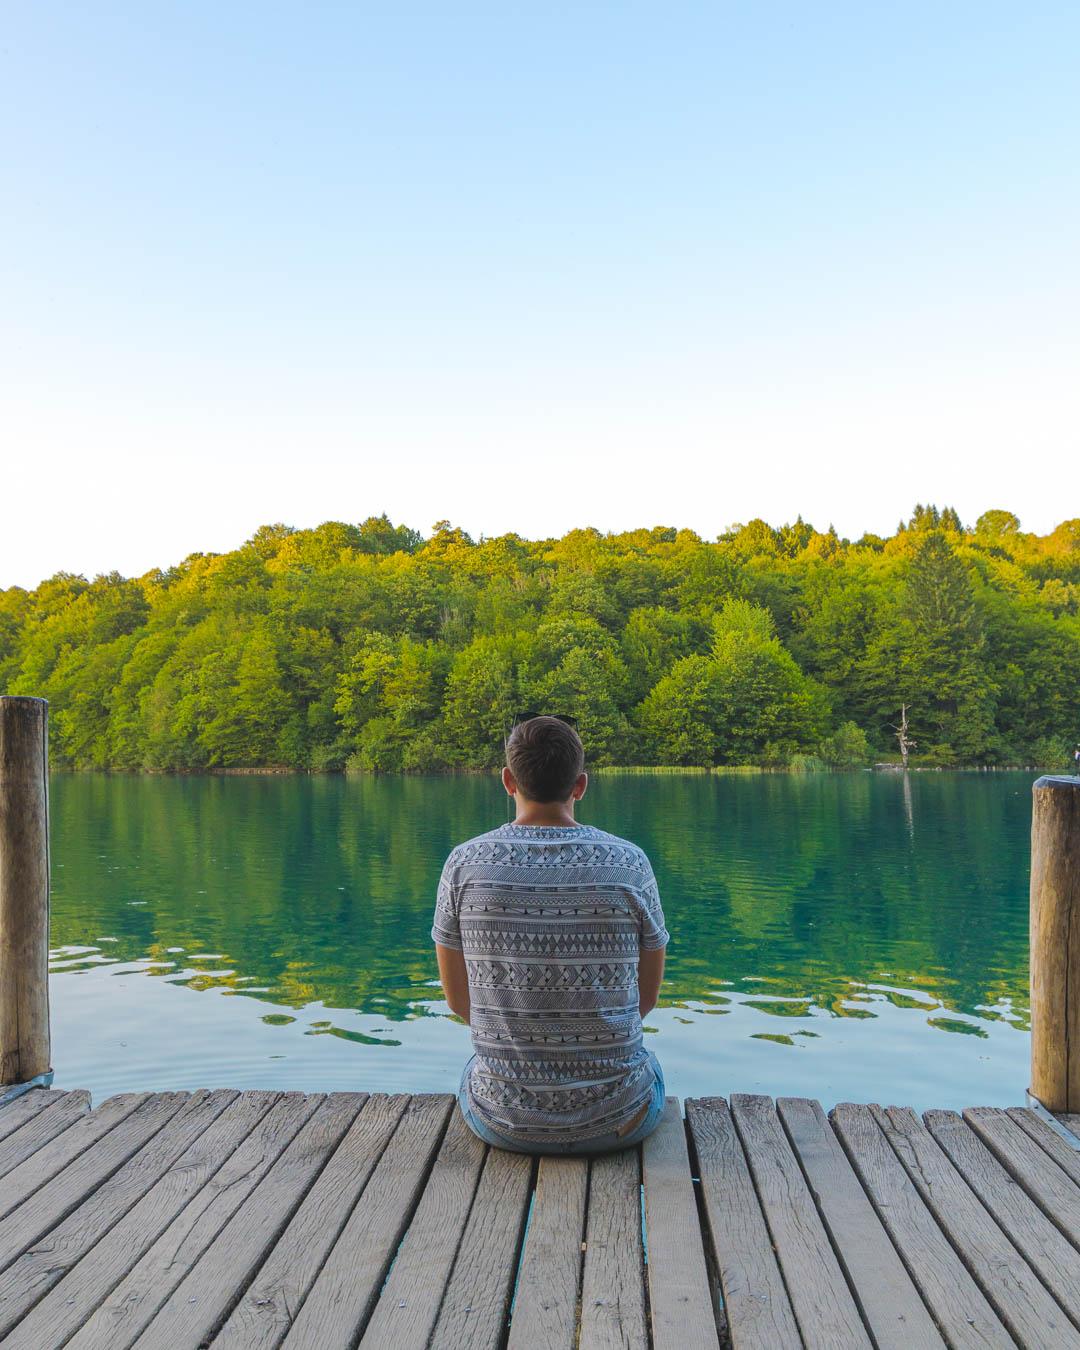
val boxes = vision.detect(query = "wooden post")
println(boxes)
[1030,774,1080,1113]
[0,696,51,1085]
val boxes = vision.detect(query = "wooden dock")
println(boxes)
[0,1089,1079,1348]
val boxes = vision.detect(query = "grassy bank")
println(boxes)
[56,760,1061,777]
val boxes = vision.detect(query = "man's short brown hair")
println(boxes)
[506,716,585,803]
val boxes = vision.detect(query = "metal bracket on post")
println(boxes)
[0,1070,54,1109]
[1026,1088,1080,1151]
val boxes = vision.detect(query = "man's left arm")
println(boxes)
[436,943,471,1023]
[636,854,669,1016]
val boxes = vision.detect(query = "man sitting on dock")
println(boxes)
[432,715,668,1154]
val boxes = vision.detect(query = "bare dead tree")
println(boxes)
[890,703,916,769]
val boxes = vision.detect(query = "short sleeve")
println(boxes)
[635,855,669,950]
[431,851,462,950]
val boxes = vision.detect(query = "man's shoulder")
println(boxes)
[444,825,653,876]
[441,826,508,869]
[583,827,652,867]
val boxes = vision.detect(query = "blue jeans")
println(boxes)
[457,1052,666,1155]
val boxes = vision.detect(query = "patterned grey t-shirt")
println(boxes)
[431,821,669,1146]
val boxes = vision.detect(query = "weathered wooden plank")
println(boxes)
[21,1087,1079,1350]
[964,1106,1080,1249]
[732,1095,868,1350]
[7,1091,279,1350]
[1055,1110,1080,1138]
[0,1088,68,1144]
[777,1097,943,1350]
[66,1091,321,1350]
[0,1092,145,1223]
[644,1098,718,1350]
[579,1146,647,1350]
[686,1097,800,1350]
[0,1088,91,1179]
[281,1094,453,1349]
[886,1106,1080,1348]
[136,1092,367,1349]
[360,1107,486,1350]
[216,1094,404,1350]
[831,1102,1012,1349]
[1008,1106,1080,1189]
[0,1089,236,1338]
[0,1091,189,1275]
[507,1155,588,1350]
[922,1108,1080,1338]
[428,1145,534,1350]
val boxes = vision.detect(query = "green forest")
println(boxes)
[2,505,1079,772]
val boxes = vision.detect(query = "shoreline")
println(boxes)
[46,762,1055,777]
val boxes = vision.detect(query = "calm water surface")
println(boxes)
[49,772,1034,1111]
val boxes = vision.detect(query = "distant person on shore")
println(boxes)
[1074,745,1080,775]
[432,715,668,1154]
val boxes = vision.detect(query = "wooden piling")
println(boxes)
[1030,774,1080,1113]
[0,696,51,1085]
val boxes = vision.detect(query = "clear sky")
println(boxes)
[2,3,1078,588]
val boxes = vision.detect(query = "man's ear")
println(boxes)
[501,766,517,796]
[571,772,588,801]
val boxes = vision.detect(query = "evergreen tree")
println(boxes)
[862,534,996,761]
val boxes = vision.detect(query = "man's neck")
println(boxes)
[512,799,578,827]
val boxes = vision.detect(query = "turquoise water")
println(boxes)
[48,771,1033,1111]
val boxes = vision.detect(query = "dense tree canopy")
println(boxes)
[3,507,1080,771]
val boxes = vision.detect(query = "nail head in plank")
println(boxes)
[7,1090,280,1350]
[732,1095,870,1350]
[281,1093,454,1350]
[428,1145,534,1350]
[685,1097,801,1350]
[0,1089,237,1339]
[914,1108,1080,1346]
[830,1102,1012,1350]
[579,1146,647,1350]
[65,1090,322,1350]
[508,1155,588,1350]
[360,1106,486,1350]
[644,1097,719,1350]
[777,1097,943,1350]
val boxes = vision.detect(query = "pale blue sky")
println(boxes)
[2,3,1078,586]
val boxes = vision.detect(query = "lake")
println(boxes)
[48,770,1034,1111]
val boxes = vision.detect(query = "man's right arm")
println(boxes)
[638,945,665,1015]
[432,849,469,1021]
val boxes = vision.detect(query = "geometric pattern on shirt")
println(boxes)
[431,821,668,1144]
